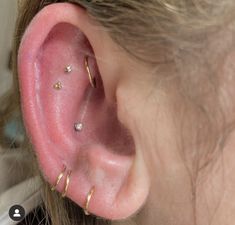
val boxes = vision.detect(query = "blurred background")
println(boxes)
[0,1,25,149]
[0,0,17,97]
[0,2,40,217]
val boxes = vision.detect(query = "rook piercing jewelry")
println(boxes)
[53,81,62,90]
[65,65,72,73]
[73,88,93,132]
[85,56,97,88]
[84,186,95,215]
[74,122,83,132]
[62,170,72,198]
[51,165,66,191]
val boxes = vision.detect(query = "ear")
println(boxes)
[18,3,149,220]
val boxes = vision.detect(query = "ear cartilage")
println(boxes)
[65,65,72,73]
[53,81,63,90]
[74,122,83,132]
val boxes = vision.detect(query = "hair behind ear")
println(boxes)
[43,184,111,225]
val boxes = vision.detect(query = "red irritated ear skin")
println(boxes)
[18,3,150,220]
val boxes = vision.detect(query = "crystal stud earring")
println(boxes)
[74,122,83,132]
[65,65,72,73]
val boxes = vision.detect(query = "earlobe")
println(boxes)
[18,3,150,220]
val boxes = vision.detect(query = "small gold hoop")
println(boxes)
[62,170,72,198]
[85,56,97,88]
[84,186,95,215]
[51,165,66,191]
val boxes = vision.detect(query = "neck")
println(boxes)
[119,131,235,225]
[195,129,235,225]
[113,122,235,225]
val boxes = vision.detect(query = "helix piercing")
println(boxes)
[85,56,97,88]
[62,170,72,198]
[74,122,83,132]
[84,186,95,215]
[51,165,66,191]
[65,65,72,73]
[53,81,62,90]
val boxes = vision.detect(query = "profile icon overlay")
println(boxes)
[8,205,25,222]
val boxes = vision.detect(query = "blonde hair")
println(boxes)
[1,0,235,224]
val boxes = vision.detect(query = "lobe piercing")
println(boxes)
[84,186,95,215]
[74,122,83,132]
[65,65,72,73]
[62,170,72,198]
[85,56,97,88]
[53,81,62,90]
[51,165,66,191]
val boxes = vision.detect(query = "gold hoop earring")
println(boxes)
[84,186,95,215]
[62,170,72,198]
[85,56,97,88]
[51,165,66,191]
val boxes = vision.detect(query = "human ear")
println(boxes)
[18,3,149,220]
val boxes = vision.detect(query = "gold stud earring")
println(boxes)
[85,56,97,88]
[51,165,66,191]
[53,81,62,90]
[84,186,95,215]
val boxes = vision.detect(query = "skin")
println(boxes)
[17,2,235,225]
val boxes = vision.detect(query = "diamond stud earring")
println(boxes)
[74,122,83,132]
[65,65,72,73]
